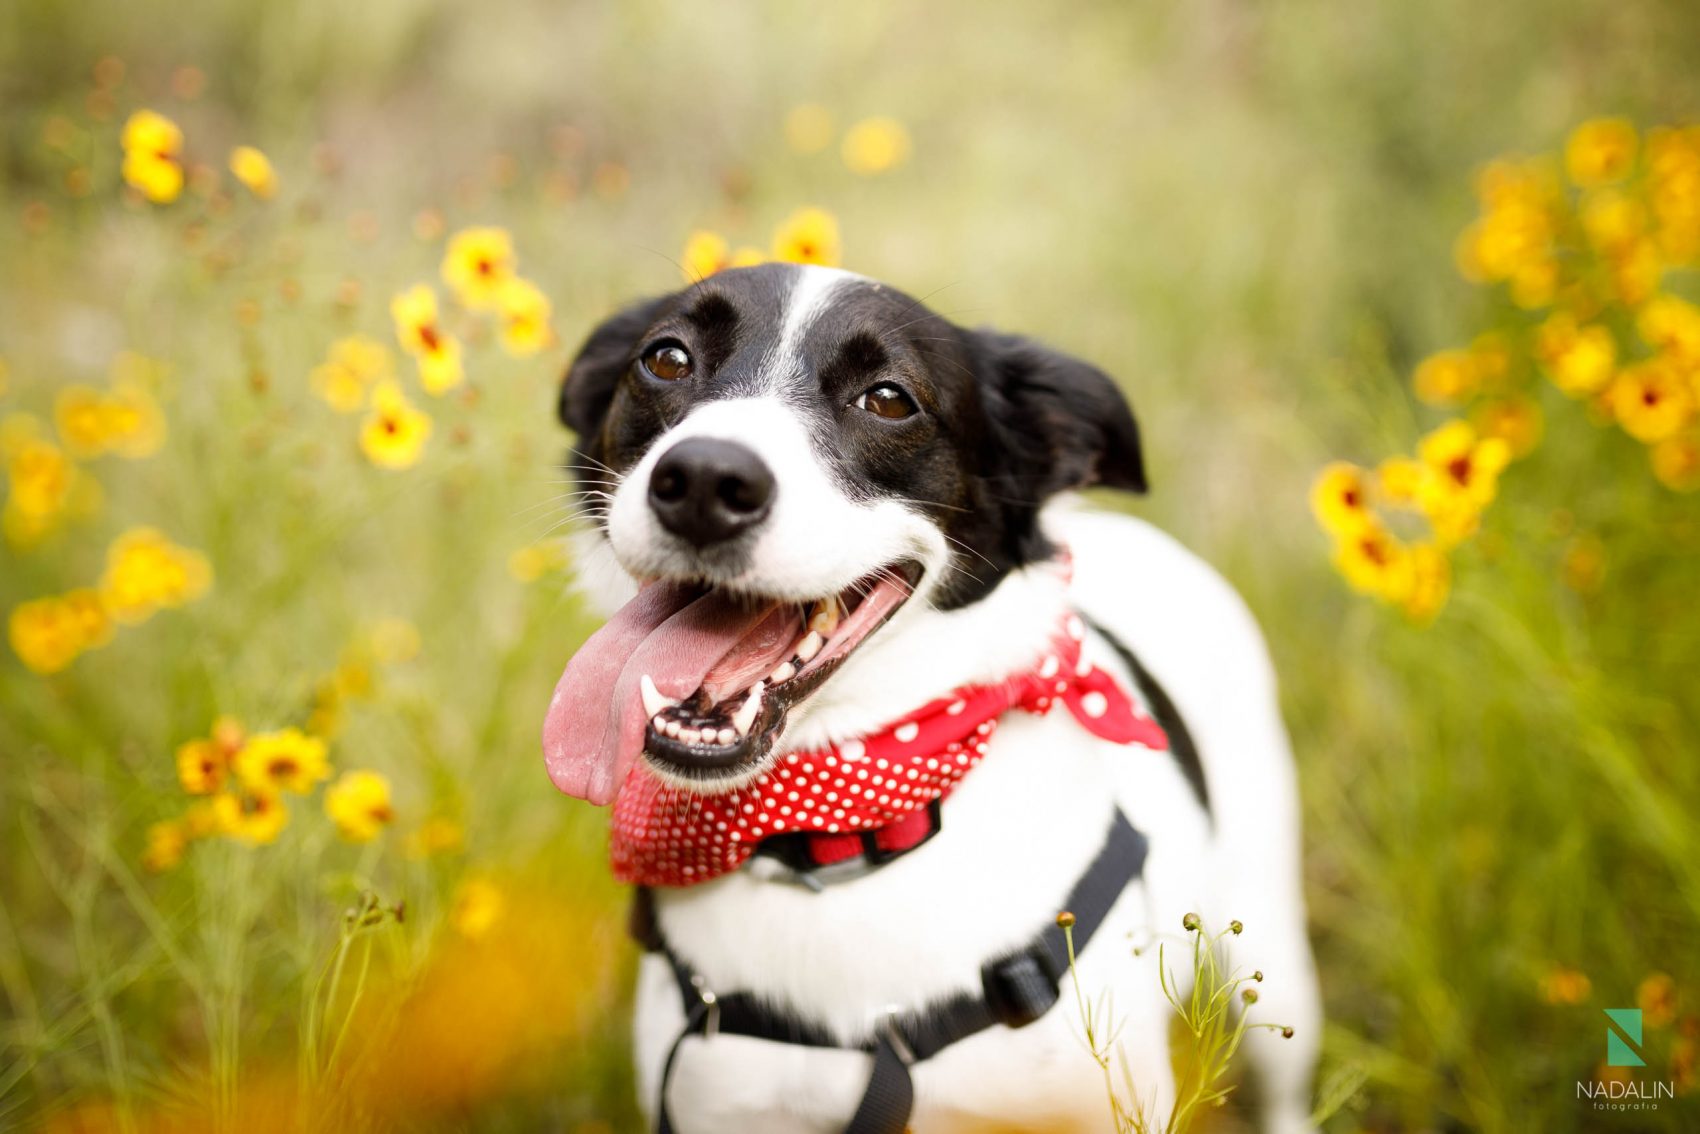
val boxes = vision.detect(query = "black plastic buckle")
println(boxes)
[980,946,1063,1029]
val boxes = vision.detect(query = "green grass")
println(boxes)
[2,1,1699,1130]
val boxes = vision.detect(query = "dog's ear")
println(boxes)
[559,294,673,441]
[972,330,1147,497]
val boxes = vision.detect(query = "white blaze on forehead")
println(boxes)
[765,266,867,389]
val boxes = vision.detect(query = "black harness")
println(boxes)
[631,621,1199,1134]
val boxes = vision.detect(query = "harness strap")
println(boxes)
[644,807,1149,1134]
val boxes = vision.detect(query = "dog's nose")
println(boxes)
[648,438,776,546]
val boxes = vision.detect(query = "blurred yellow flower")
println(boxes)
[1413,350,1478,405]
[784,103,834,154]
[120,109,184,204]
[360,381,432,469]
[54,386,110,458]
[1377,457,1424,508]
[311,335,393,413]
[451,878,505,940]
[1637,293,1700,363]
[1565,117,1637,188]
[101,379,167,459]
[1472,396,1544,459]
[1647,127,1700,265]
[772,206,841,267]
[1415,421,1510,547]
[59,588,113,652]
[8,596,84,674]
[1534,313,1616,397]
[1609,360,1694,443]
[1580,188,1647,254]
[1562,534,1607,593]
[390,285,464,394]
[1331,524,1413,603]
[213,790,289,845]
[325,770,395,842]
[176,738,228,795]
[1608,237,1663,308]
[1401,542,1450,623]
[99,527,212,624]
[1651,434,1700,491]
[369,617,422,664]
[441,226,516,310]
[405,815,464,859]
[228,145,278,199]
[507,537,569,583]
[729,245,765,268]
[141,820,188,873]
[1539,964,1592,1005]
[841,116,911,176]
[1638,972,1678,1029]
[234,728,329,795]
[6,436,75,519]
[1309,462,1376,536]
[681,229,731,281]
[495,277,552,357]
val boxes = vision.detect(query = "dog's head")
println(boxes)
[544,264,1145,804]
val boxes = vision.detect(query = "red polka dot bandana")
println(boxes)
[609,614,1168,888]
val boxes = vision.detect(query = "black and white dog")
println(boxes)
[544,264,1319,1133]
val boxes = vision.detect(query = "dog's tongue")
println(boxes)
[542,582,783,805]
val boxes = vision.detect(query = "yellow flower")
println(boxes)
[507,543,548,583]
[495,277,552,357]
[1412,350,1478,405]
[120,110,184,204]
[1580,188,1647,254]
[784,103,835,154]
[1608,237,1663,308]
[360,381,433,468]
[6,436,75,519]
[1609,360,1695,443]
[142,821,188,872]
[390,286,464,394]
[228,145,277,199]
[1377,457,1425,508]
[8,597,84,674]
[1331,524,1413,603]
[1638,972,1678,1030]
[451,878,505,940]
[1471,396,1544,459]
[98,527,212,624]
[369,617,422,664]
[310,335,392,413]
[729,246,765,269]
[1401,542,1450,623]
[405,815,464,859]
[213,790,289,846]
[681,230,731,282]
[441,227,517,310]
[1415,421,1511,545]
[1538,964,1592,1006]
[771,207,841,267]
[234,728,330,795]
[841,116,911,176]
[1651,434,1700,491]
[1637,294,1700,364]
[324,770,394,843]
[1565,118,1637,188]
[175,738,227,795]
[54,386,111,458]
[60,588,113,652]
[1309,462,1376,536]
[1534,313,1616,396]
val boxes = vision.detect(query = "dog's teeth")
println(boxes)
[716,727,736,745]
[665,720,683,738]
[680,727,701,745]
[651,715,666,731]
[640,674,678,719]
[732,683,763,736]
[769,661,795,684]
[808,596,841,637]
[796,631,824,663]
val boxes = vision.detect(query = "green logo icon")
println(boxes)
[1605,1008,1645,1067]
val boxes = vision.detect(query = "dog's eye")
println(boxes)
[852,383,917,420]
[640,342,693,381]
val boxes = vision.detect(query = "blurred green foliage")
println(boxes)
[2,1,1699,1131]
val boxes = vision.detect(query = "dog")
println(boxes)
[544,263,1320,1133]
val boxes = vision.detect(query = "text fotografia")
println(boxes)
[1576,1079,1675,1111]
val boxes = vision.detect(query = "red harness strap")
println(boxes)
[609,613,1166,887]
